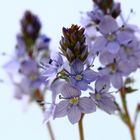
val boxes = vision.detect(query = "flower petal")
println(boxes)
[76,80,89,91]
[93,36,107,53]
[79,97,96,113]
[51,80,66,103]
[117,31,133,45]
[95,76,110,92]
[44,104,56,123]
[99,52,116,65]
[99,15,118,34]
[61,83,81,98]
[67,105,81,124]
[111,73,123,89]
[83,70,98,82]
[106,41,120,54]
[53,100,69,118]
[71,59,84,74]
[98,98,117,114]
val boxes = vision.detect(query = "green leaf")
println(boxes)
[125,86,138,94]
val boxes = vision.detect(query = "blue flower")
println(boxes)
[53,83,96,124]
[90,80,117,114]
[93,15,134,54]
[69,59,98,90]
[41,53,64,85]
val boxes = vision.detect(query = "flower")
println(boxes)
[69,59,98,90]
[90,80,117,114]
[93,15,133,54]
[40,52,64,85]
[87,6,104,24]
[118,37,140,72]
[98,61,124,89]
[53,83,96,124]
[35,34,50,51]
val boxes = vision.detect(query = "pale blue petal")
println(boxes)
[53,100,69,118]
[106,41,120,54]
[98,99,117,114]
[99,52,116,65]
[117,31,133,45]
[99,15,118,34]
[71,59,84,74]
[95,76,110,92]
[61,83,81,98]
[76,80,89,91]
[67,105,81,124]
[93,36,107,53]
[79,97,96,113]
[111,73,123,89]
[83,70,98,82]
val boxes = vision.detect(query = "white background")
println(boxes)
[0,0,140,140]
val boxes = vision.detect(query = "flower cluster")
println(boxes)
[3,0,140,128]
[41,0,140,125]
[80,1,140,138]
[82,0,140,89]
[41,24,117,124]
[4,11,50,105]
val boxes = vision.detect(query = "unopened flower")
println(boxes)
[21,10,41,46]
[92,0,121,18]
[60,25,88,63]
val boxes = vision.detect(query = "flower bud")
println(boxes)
[20,10,41,47]
[60,24,88,63]
[93,0,113,14]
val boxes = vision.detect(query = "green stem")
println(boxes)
[120,88,136,140]
[78,114,84,140]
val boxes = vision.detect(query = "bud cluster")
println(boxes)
[60,25,88,63]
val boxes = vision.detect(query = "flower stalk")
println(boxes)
[119,87,136,140]
[78,114,84,140]
[47,122,55,140]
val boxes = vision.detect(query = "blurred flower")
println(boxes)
[21,10,41,47]
[40,52,64,85]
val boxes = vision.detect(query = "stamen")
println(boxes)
[107,33,116,41]
[95,93,101,100]
[120,9,134,26]
[70,97,79,105]
[75,75,82,80]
